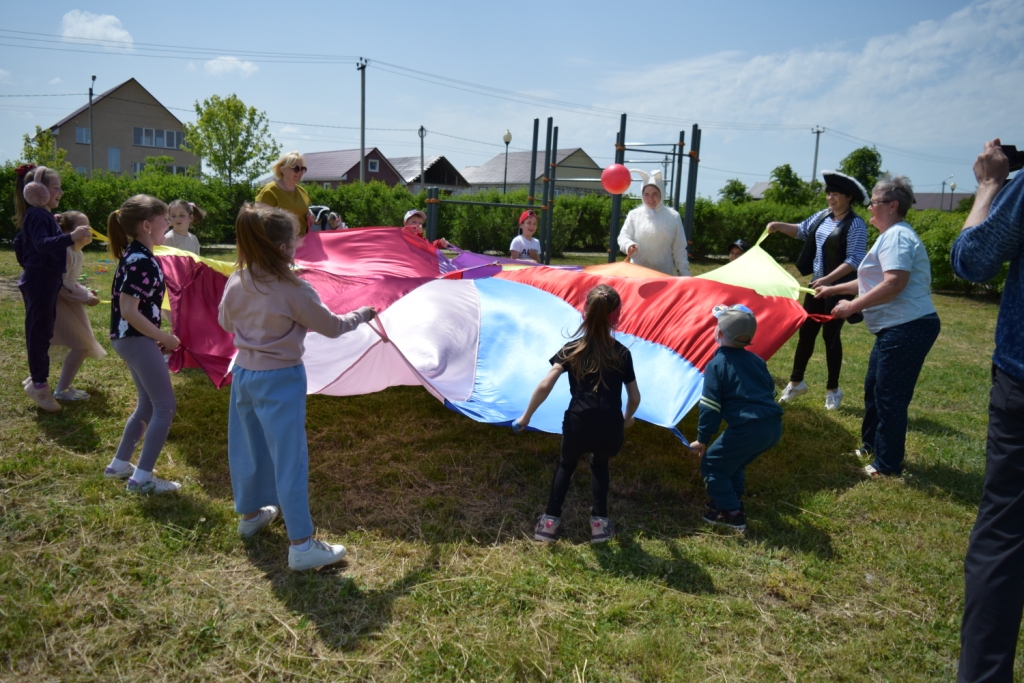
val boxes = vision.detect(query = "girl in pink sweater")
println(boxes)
[218,203,375,571]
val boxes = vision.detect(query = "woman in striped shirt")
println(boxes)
[767,170,869,411]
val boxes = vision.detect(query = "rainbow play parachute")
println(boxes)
[155,228,817,442]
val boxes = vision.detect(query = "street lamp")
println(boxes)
[940,175,954,212]
[949,182,957,211]
[502,129,512,194]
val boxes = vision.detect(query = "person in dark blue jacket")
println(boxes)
[13,165,92,412]
[951,139,1024,683]
[690,305,784,531]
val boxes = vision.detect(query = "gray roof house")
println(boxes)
[294,148,405,189]
[460,148,603,196]
[748,181,772,200]
[389,155,470,194]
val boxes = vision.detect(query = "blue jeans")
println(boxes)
[861,314,940,475]
[228,365,313,540]
[701,416,783,511]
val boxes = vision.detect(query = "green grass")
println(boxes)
[0,247,1017,682]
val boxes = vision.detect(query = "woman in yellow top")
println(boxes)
[256,151,312,235]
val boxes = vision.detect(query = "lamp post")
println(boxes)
[88,75,96,177]
[502,129,512,194]
[949,181,957,211]
[418,125,426,194]
[940,175,954,212]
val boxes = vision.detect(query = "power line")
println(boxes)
[0,93,86,97]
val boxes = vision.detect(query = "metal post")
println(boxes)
[811,126,824,184]
[673,130,685,210]
[682,124,701,246]
[426,187,438,241]
[607,113,627,263]
[940,180,946,211]
[88,75,96,177]
[528,118,539,206]
[418,125,426,194]
[545,125,559,265]
[357,58,367,183]
[539,117,553,263]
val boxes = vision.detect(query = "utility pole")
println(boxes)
[418,126,426,194]
[88,75,96,177]
[811,126,824,184]
[357,58,367,183]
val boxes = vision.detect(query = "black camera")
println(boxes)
[1001,145,1024,173]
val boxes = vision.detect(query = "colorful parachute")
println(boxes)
[157,228,817,441]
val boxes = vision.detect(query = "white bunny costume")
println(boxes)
[616,170,690,276]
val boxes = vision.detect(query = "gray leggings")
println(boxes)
[111,336,177,473]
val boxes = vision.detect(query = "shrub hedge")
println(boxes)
[0,163,998,293]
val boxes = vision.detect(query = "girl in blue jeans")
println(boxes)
[218,203,375,571]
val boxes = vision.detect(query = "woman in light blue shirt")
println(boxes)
[814,176,940,477]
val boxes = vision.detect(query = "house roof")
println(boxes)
[389,155,470,187]
[748,181,771,200]
[49,77,183,130]
[461,148,597,185]
[302,148,401,182]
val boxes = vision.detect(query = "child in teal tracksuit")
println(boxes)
[689,305,784,531]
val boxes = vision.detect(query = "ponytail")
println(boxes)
[55,210,88,234]
[108,194,168,260]
[235,202,300,289]
[563,284,623,390]
[13,164,49,229]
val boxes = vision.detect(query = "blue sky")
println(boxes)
[1,0,1021,198]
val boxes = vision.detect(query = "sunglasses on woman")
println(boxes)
[290,166,308,173]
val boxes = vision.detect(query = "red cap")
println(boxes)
[519,210,537,225]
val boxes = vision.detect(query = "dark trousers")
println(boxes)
[701,416,783,511]
[959,365,1024,683]
[791,293,846,390]
[546,410,624,518]
[18,269,63,385]
[861,314,940,475]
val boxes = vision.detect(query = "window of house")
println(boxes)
[108,147,120,173]
[132,162,143,175]
[322,182,331,189]
[75,127,90,144]
[133,127,184,150]
[340,173,347,181]
[76,167,87,175]
[368,160,379,173]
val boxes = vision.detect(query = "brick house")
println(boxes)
[301,148,405,189]
[48,78,198,176]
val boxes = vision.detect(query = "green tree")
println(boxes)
[763,164,815,205]
[718,178,751,204]
[21,126,72,172]
[838,146,885,192]
[183,94,280,187]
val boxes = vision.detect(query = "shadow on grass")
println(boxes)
[34,388,117,453]
[243,541,440,651]
[591,531,716,594]
[904,461,985,508]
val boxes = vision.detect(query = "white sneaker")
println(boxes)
[825,388,844,411]
[24,382,61,412]
[288,539,347,571]
[238,506,279,538]
[104,462,136,479]
[126,475,182,495]
[779,381,808,403]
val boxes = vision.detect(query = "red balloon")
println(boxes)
[601,164,632,194]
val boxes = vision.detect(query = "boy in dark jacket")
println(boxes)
[690,305,784,531]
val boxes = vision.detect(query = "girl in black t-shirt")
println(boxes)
[514,284,641,543]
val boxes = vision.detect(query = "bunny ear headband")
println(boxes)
[23,165,52,208]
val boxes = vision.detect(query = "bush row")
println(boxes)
[1,163,994,293]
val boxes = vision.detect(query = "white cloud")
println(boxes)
[278,125,299,134]
[0,68,11,84]
[49,77,62,85]
[204,57,258,78]
[599,0,1024,153]
[59,10,133,50]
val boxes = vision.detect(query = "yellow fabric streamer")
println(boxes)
[152,245,237,311]
[695,228,816,300]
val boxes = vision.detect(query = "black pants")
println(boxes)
[545,410,624,518]
[18,269,63,385]
[959,365,1024,683]
[790,293,846,390]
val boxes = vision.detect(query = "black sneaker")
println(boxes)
[702,507,747,531]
